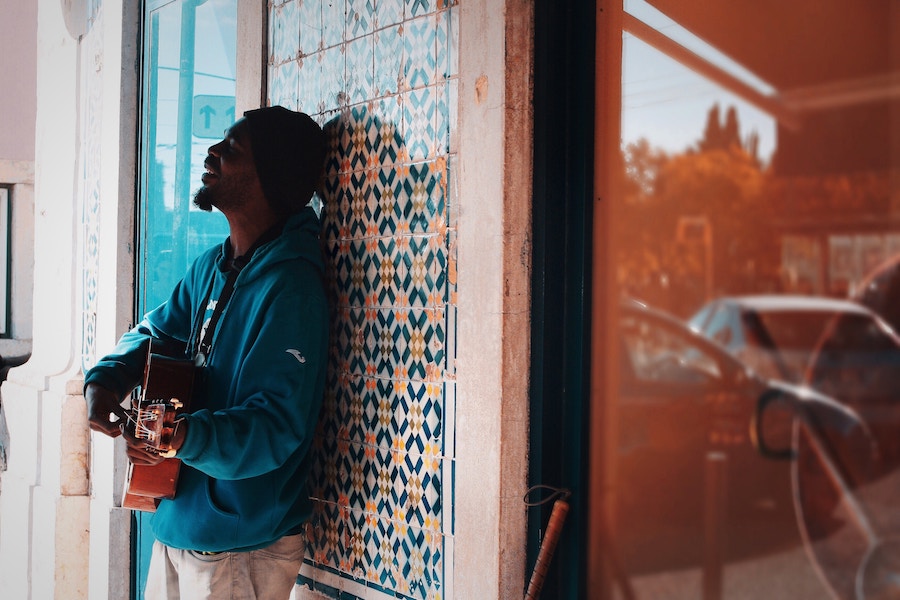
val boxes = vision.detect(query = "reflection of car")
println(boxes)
[852,253,900,333]
[803,296,900,481]
[772,289,900,600]
[619,298,800,487]
[617,299,807,571]
[687,294,894,385]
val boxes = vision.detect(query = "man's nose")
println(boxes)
[208,139,225,156]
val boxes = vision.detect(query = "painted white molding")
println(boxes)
[236,0,267,114]
[455,0,534,598]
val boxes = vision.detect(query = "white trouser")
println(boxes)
[144,533,305,600]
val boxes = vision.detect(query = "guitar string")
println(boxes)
[122,405,163,442]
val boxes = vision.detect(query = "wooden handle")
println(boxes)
[524,498,570,600]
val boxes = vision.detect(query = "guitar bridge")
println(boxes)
[135,400,183,449]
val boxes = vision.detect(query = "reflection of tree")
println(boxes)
[620,102,895,316]
[620,104,776,317]
[699,105,736,154]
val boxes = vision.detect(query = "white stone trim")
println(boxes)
[455,0,534,598]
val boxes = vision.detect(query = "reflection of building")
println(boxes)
[782,231,900,297]
[675,215,713,301]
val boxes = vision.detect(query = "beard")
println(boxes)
[192,170,256,212]
[193,186,214,211]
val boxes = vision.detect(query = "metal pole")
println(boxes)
[703,451,728,600]
[173,0,199,273]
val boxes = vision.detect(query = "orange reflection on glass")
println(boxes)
[611,0,900,597]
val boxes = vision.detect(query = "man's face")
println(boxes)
[193,118,260,212]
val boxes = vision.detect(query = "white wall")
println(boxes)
[0,1,37,163]
[0,0,86,594]
[454,0,533,597]
[0,1,36,343]
[0,0,136,598]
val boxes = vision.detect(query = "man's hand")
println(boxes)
[84,383,130,438]
[120,426,166,466]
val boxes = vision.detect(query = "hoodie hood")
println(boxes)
[214,205,324,286]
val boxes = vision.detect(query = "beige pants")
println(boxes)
[144,534,305,600]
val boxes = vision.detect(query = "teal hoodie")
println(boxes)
[84,207,329,552]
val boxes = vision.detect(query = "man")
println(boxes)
[85,105,329,599]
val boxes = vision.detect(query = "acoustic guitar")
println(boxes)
[122,348,196,512]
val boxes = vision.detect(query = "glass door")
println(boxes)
[135,0,237,596]
[599,1,900,598]
[139,0,236,310]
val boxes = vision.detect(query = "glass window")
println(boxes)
[609,1,900,597]
[705,305,734,347]
[139,0,237,313]
[622,313,721,383]
[134,1,238,595]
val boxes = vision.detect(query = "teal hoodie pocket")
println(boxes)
[152,468,241,552]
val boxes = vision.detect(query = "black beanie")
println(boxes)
[242,106,327,215]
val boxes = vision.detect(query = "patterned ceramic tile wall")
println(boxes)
[81,6,105,373]
[268,1,458,598]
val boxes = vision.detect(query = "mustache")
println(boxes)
[203,156,219,174]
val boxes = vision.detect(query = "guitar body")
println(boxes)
[122,349,196,512]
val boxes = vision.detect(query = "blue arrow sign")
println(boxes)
[192,95,236,139]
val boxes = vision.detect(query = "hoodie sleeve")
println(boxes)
[176,289,329,480]
[83,261,205,399]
